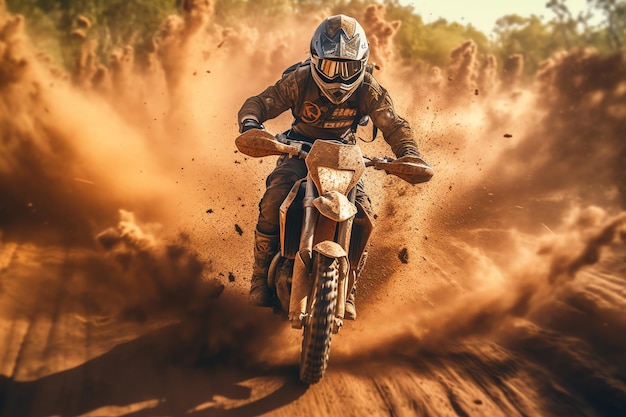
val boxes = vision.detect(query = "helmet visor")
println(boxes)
[313,57,363,81]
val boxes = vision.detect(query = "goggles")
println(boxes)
[312,56,363,81]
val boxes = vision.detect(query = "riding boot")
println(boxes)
[249,229,279,307]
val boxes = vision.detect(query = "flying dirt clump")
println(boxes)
[94,210,223,320]
[446,40,479,104]
[0,13,28,87]
[501,53,524,91]
[361,4,401,70]
[407,38,503,110]
[74,37,101,89]
[398,247,409,263]
[477,54,499,96]
[157,0,213,94]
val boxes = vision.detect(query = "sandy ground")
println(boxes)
[0,224,625,417]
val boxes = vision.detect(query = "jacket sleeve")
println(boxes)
[237,70,300,131]
[361,75,420,158]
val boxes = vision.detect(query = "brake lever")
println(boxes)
[273,134,309,159]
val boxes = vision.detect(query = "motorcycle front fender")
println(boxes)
[312,191,357,223]
[313,240,347,258]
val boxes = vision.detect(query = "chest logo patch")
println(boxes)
[301,101,322,123]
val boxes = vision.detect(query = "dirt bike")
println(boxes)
[235,126,433,384]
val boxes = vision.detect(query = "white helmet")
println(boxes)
[310,15,370,104]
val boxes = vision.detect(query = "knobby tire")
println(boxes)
[299,254,339,384]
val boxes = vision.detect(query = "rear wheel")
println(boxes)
[299,254,339,384]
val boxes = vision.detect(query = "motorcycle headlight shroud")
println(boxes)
[316,167,355,195]
[306,140,365,196]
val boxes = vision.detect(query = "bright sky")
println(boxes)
[399,0,591,35]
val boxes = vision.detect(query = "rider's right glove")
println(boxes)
[240,118,264,133]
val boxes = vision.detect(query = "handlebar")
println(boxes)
[274,135,310,159]
[276,135,395,167]
[236,129,433,185]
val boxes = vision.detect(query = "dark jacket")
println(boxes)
[237,63,419,157]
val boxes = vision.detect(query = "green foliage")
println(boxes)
[494,14,558,77]
[382,0,489,68]
[4,0,625,79]
[491,0,625,77]
[95,0,178,54]
[6,0,178,68]
[589,0,626,49]
[214,0,295,24]
[5,0,64,61]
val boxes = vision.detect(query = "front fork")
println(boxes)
[288,178,355,329]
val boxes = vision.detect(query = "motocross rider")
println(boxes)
[238,14,429,319]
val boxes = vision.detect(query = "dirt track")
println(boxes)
[1,225,625,417]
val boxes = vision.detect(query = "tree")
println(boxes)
[5,0,624,83]
[546,0,577,49]
[378,0,489,69]
[589,0,626,50]
[6,0,178,68]
[493,14,557,78]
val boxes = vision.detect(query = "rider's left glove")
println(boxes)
[241,118,264,133]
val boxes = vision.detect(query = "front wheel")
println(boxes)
[299,253,339,384]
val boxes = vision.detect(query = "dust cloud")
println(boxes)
[1,1,625,416]
[333,9,626,413]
